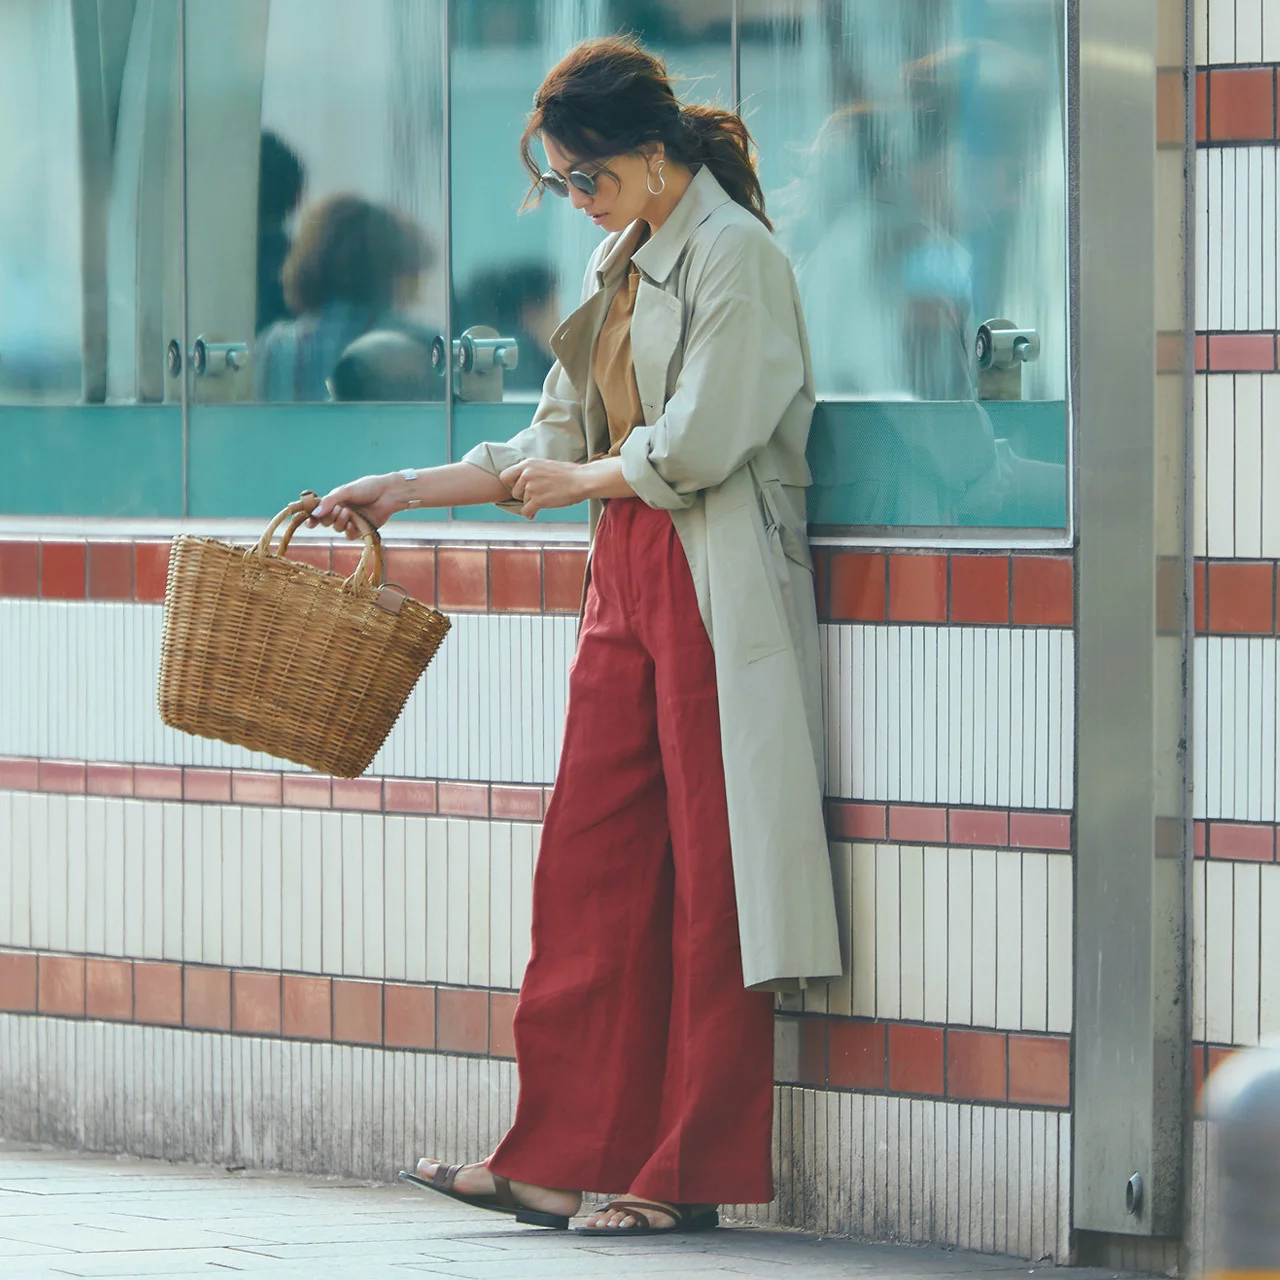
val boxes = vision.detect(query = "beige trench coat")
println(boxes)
[464,166,842,992]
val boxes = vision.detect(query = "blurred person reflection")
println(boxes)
[256,130,307,335]
[455,261,559,393]
[254,194,434,402]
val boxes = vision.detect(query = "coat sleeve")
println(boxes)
[619,227,806,510]
[459,244,604,500]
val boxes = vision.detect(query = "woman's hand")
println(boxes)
[499,459,587,518]
[310,473,403,537]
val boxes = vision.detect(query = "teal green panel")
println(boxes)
[188,404,450,519]
[806,400,1069,531]
[450,402,588,524]
[0,405,183,517]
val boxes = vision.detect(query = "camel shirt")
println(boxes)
[593,260,646,455]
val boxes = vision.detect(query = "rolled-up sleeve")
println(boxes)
[619,228,805,511]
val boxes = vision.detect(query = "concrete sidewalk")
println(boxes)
[0,1142,1127,1280]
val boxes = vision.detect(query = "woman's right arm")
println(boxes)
[310,463,510,536]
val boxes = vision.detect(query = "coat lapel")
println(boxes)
[630,281,682,426]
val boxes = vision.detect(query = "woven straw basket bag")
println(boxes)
[158,493,450,778]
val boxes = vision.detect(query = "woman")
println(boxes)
[310,36,841,1235]
[255,193,433,402]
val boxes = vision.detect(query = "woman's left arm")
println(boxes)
[618,228,806,510]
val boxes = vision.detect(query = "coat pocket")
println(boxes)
[708,497,790,664]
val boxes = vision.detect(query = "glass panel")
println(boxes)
[449,0,732,409]
[0,1,82,404]
[449,0,732,523]
[0,0,181,408]
[743,0,1070,531]
[183,0,448,406]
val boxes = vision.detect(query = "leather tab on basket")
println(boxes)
[375,586,406,615]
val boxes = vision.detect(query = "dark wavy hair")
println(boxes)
[282,194,432,315]
[518,36,771,231]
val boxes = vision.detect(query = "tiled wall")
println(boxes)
[1188,0,1280,1264]
[0,531,1077,1258]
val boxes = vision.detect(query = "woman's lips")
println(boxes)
[590,212,608,223]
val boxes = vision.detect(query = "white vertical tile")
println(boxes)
[200,806,222,966]
[850,842,877,1018]
[971,849,998,1028]
[404,817,429,984]
[1204,859,1236,1044]
[898,845,925,1022]
[1262,378,1280,557]
[1193,858,1208,1042]
[47,795,69,953]
[320,812,343,976]
[995,851,1023,1030]
[162,802,184,962]
[1265,0,1280,61]
[467,819,491,989]
[1259,863,1280,1038]
[362,815,384,980]
[1207,375,1237,558]
[1235,149,1251,329]
[1000,629,1017,809]
[947,848,973,1026]
[1207,148,1224,331]
[489,822,513,993]
[1020,853,1049,1033]
[1194,377,1209,560]
[105,800,127,957]
[1195,147,1210,334]
[875,844,901,1021]
[240,809,263,970]
[1233,862,1262,1046]
[425,818,449,983]
[1046,854,1073,1033]
[340,813,364,977]
[139,802,161,959]
[221,806,242,969]
[446,819,471,986]
[1262,153,1277,332]
[383,816,407,983]
[299,812,323,974]
[923,847,949,1025]
[1195,0,1209,61]
[28,794,49,951]
[1237,0,1265,60]
[1236,375,1265,559]
[82,798,105,956]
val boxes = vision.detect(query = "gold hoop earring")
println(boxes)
[646,160,666,196]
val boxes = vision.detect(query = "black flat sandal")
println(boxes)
[573,1200,719,1236]
[397,1163,570,1230]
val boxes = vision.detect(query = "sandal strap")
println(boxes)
[599,1199,682,1229]
[431,1163,463,1192]
[490,1173,519,1211]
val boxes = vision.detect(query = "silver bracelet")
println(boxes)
[399,468,422,510]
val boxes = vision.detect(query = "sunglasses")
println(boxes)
[539,164,606,198]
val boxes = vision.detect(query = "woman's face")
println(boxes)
[542,136,662,235]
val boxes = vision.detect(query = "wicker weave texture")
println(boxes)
[158,528,450,778]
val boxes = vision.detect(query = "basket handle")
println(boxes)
[253,492,385,589]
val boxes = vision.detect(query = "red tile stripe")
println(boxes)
[0,538,590,614]
[0,537,1076,628]
[792,1015,1070,1107]
[1196,559,1280,633]
[0,947,1070,1106]
[1195,66,1279,144]
[817,551,1073,627]
[1193,819,1279,863]
[0,753,1071,844]
[1194,333,1280,373]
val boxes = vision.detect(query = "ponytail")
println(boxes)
[676,105,772,231]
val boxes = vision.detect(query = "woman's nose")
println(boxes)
[568,184,591,211]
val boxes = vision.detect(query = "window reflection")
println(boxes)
[744,0,1069,528]
[0,1,85,403]
[183,0,447,404]
[449,0,732,403]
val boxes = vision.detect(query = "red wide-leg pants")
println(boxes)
[486,498,775,1205]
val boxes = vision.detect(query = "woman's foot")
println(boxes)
[582,1197,717,1231]
[413,1158,582,1220]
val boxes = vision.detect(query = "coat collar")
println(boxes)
[596,165,733,288]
